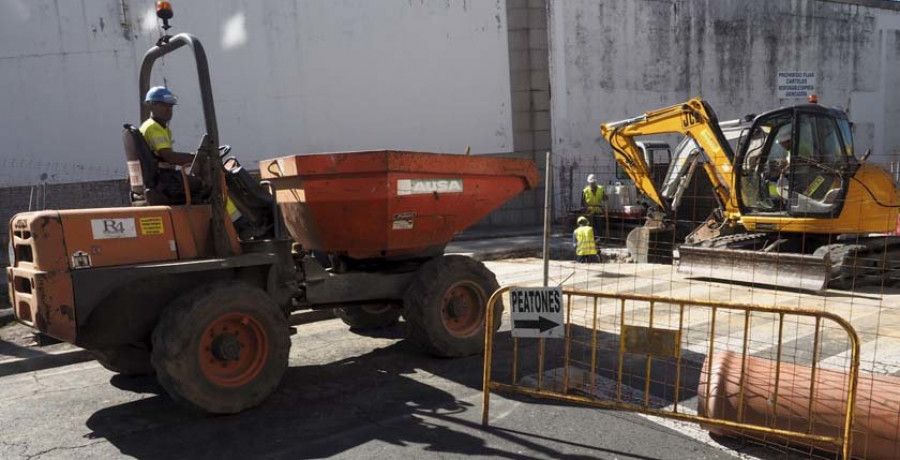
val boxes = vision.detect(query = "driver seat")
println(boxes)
[123,124,169,206]
[122,124,201,206]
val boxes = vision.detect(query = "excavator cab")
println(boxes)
[735,105,855,219]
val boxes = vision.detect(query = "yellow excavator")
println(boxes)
[601,98,900,291]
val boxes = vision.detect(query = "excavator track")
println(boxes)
[816,238,900,290]
[693,233,768,250]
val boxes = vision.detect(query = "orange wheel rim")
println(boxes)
[199,312,269,387]
[441,281,486,338]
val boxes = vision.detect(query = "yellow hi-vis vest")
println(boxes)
[583,186,605,214]
[139,118,175,169]
[575,226,597,256]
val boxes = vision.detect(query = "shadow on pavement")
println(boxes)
[85,330,612,460]
[487,326,706,411]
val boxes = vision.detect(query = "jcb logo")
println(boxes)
[682,111,700,128]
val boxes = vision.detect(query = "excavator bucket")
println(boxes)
[677,246,831,293]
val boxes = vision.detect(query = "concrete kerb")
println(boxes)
[447,231,628,262]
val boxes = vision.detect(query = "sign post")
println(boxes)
[510,286,564,339]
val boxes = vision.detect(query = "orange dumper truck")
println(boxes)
[6,20,539,414]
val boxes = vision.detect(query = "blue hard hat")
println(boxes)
[145,86,178,105]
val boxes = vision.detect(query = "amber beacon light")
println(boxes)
[156,1,173,30]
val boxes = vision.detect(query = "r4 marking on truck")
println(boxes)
[91,218,137,239]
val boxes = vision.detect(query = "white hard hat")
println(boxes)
[587,174,597,183]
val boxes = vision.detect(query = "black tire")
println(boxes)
[151,282,290,414]
[403,255,503,357]
[91,344,154,376]
[335,304,401,330]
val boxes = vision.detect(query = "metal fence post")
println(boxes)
[543,151,552,287]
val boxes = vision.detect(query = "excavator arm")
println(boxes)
[600,98,738,217]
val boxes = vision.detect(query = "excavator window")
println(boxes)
[738,110,848,217]
[739,112,792,214]
[786,114,845,215]
[837,118,854,158]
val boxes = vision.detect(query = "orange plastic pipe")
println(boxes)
[699,351,900,459]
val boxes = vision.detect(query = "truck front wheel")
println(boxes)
[403,255,503,357]
[151,282,290,414]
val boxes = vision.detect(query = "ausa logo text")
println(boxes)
[397,179,463,196]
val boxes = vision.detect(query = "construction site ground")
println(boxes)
[2,234,896,459]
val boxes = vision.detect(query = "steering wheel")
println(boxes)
[218,145,232,159]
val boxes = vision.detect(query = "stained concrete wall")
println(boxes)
[549,0,900,202]
[471,0,550,230]
[0,0,512,175]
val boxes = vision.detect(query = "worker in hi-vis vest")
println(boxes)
[581,174,607,238]
[573,216,601,263]
[141,86,243,221]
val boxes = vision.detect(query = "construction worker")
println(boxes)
[139,86,204,204]
[582,174,607,238]
[140,87,195,168]
[140,87,252,228]
[573,216,601,263]
[765,128,792,202]
[765,156,789,199]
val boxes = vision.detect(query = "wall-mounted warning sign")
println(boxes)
[777,71,816,100]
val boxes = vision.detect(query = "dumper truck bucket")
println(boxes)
[260,150,540,260]
[678,246,831,293]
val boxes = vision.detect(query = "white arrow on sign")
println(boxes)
[510,286,565,339]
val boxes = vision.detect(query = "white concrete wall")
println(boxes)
[0,0,512,179]
[549,0,900,191]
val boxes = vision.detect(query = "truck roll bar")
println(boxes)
[137,33,232,258]
[138,33,219,150]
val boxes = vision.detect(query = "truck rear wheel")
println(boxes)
[335,304,401,330]
[151,282,290,414]
[403,255,503,357]
[91,344,154,376]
